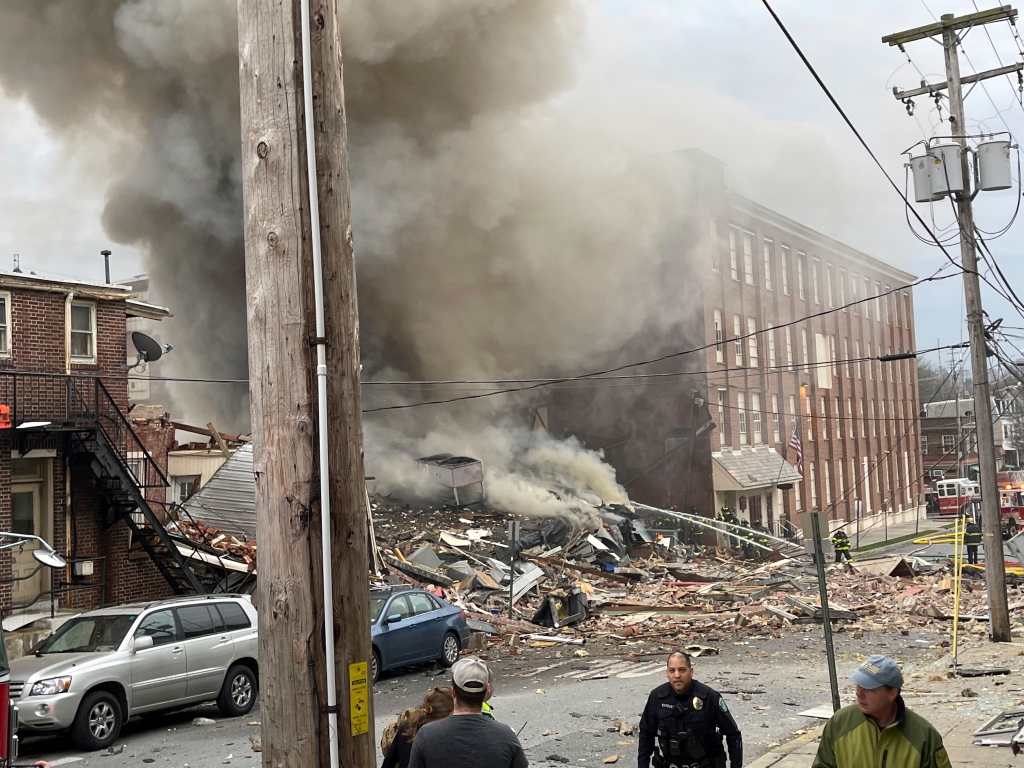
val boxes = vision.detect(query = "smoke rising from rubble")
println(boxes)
[0,1,702,515]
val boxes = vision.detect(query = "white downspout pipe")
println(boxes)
[299,5,340,768]
[64,291,74,374]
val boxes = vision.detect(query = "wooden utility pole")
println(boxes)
[884,6,1016,642]
[237,0,375,764]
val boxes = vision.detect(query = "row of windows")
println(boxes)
[921,433,979,455]
[0,294,97,362]
[717,389,915,447]
[135,601,252,647]
[791,453,915,514]
[711,311,909,384]
[709,222,912,328]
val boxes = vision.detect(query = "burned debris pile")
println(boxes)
[370,496,1024,649]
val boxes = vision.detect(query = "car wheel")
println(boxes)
[70,690,122,751]
[438,631,460,668]
[371,649,381,684]
[217,664,258,718]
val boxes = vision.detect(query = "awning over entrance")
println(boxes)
[712,446,802,491]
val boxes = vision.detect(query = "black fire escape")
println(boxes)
[0,372,207,595]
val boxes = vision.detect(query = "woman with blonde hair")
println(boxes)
[381,686,454,768]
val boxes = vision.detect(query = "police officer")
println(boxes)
[639,651,742,768]
[964,518,982,565]
[831,528,852,564]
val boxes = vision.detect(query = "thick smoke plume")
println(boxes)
[0,1,702,520]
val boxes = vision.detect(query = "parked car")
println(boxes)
[10,595,258,750]
[369,587,471,683]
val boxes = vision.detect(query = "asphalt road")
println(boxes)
[17,628,946,767]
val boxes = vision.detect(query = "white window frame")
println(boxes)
[809,462,817,508]
[785,327,794,369]
[734,315,743,367]
[747,318,758,368]
[797,252,806,300]
[921,434,929,454]
[812,258,821,305]
[714,309,724,364]
[729,226,740,281]
[835,397,842,439]
[768,330,776,368]
[867,341,874,380]
[871,401,877,437]
[806,395,814,442]
[0,291,11,358]
[855,339,862,379]
[874,282,881,321]
[903,292,911,329]
[743,232,755,286]
[824,460,832,505]
[763,238,773,291]
[795,479,802,511]
[69,300,97,364]
[801,328,810,372]
[884,285,891,324]
[718,389,727,441]
[751,393,763,444]
[821,396,829,440]
[852,274,860,315]
[826,263,835,308]
[860,399,867,438]
[173,474,202,504]
[830,335,838,376]
[843,338,851,378]
[738,392,748,446]
[772,395,781,443]
[839,268,847,310]
[781,245,791,295]
[838,461,845,500]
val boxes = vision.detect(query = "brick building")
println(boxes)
[920,394,1022,482]
[0,271,207,616]
[547,150,923,536]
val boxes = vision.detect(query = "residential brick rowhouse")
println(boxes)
[546,149,923,537]
[0,270,198,616]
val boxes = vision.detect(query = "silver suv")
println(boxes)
[10,595,258,750]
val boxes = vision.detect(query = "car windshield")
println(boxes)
[38,615,138,654]
[370,597,386,624]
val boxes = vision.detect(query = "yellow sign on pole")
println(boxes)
[349,661,369,736]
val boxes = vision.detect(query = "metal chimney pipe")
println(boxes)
[101,250,112,284]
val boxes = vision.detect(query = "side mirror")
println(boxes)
[385,614,402,624]
[132,635,154,653]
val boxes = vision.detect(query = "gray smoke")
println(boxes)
[0,0,705,516]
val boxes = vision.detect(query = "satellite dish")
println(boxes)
[32,548,67,569]
[131,332,164,363]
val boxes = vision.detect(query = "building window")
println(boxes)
[855,339,862,378]
[824,461,832,505]
[768,330,776,368]
[785,327,794,369]
[839,268,847,310]
[781,245,791,295]
[904,452,911,504]
[173,475,201,504]
[729,226,740,281]
[747,318,758,368]
[921,435,928,454]
[889,350,895,382]
[943,433,955,450]
[763,239,773,291]
[733,314,743,366]
[710,220,720,273]
[0,292,10,357]
[852,274,860,315]
[838,461,845,500]
[860,399,867,438]
[797,253,806,300]
[871,401,877,437]
[847,398,854,435]
[826,264,835,308]
[830,335,838,377]
[718,389,728,441]
[874,282,881,321]
[795,479,802,511]
[821,396,829,440]
[806,395,814,442]
[884,285,891,323]
[881,401,887,437]
[1004,423,1014,440]
[863,456,872,512]
[788,395,797,434]
[738,392,748,446]
[809,462,817,508]
[801,328,810,372]
[714,309,724,364]
[843,338,851,378]
[772,395,781,443]
[70,301,96,362]
[752,393,763,444]
[864,277,871,317]
[903,292,911,329]
[812,258,821,304]
[743,232,755,285]
[867,341,873,380]
[835,397,842,439]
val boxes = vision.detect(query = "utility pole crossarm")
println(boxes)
[894,62,1024,100]
[882,5,1017,46]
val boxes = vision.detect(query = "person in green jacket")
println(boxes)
[812,656,951,768]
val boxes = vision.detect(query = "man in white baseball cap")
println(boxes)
[409,657,528,768]
[812,656,950,768]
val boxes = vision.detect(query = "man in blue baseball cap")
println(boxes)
[812,655,951,768]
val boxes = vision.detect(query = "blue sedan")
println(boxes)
[369,588,472,683]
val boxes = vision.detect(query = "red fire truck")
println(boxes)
[931,474,1024,521]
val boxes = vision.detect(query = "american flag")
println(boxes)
[788,422,803,474]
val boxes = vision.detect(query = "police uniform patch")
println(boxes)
[719,698,729,712]
[693,697,703,710]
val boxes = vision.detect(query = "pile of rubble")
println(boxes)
[370,497,1024,647]
[173,518,258,570]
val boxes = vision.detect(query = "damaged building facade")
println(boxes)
[545,150,923,535]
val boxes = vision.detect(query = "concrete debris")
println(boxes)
[367,495,1024,649]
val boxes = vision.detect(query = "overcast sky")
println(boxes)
[2,0,1023,367]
